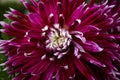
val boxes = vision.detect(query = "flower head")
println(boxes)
[0,0,120,80]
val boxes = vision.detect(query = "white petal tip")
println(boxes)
[9,8,15,11]
[3,67,8,71]
[0,21,5,26]
[49,13,54,18]
[99,48,104,52]
[59,14,63,17]
[63,65,69,70]
[49,57,54,61]
[0,29,5,32]
[54,24,60,29]
[41,54,46,60]
[57,2,62,5]
[0,63,6,66]
[3,14,10,18]
[76,19,81,24]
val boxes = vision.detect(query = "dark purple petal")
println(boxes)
[28,13,45,28]
[42,62,55,80]
[74,58,95,80]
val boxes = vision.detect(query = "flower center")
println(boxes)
[44,24,72,52]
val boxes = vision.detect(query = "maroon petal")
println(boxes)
[42,62,55,80]
[74,58,95,80]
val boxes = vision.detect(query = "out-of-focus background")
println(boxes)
[0,0,25,80]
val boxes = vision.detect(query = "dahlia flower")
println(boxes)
[0,0,120,80]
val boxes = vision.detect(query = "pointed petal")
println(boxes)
[84,41,103,52]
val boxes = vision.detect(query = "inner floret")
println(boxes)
[44,24,72,52]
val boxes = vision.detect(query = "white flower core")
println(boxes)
[45,24,72,51]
